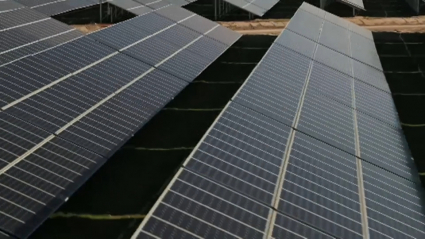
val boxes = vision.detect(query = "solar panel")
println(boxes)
[278,132,362,239]
[0,0,24,12]
[133,3,425,239]
[0,112,105,239]
[221,0,278,16]
[31,0,98,16]
[139,169,272,238]
[0,8,83,65]
[0,7,47,30]
[232,44,309,126]
[362,161,425,238]
[0,3,240,237]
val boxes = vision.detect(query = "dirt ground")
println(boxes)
[219,16,425,35]
[73,16,425,35]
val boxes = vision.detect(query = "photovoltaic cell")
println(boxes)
[154,4,193,22]
[157,48,212,82]
[286,10,324,42]
[314,44,352,76]
[357,112,418,182]
[221,0,278,16]
[274,29,316,58]
[4,53,151,132]
[243,3,266,16]
[126,12,174,34]
[351,60,390,92]
[13,0,57,7]
[319,21,350,56]
[354,80,399,128]
[155,24,201,48]
[233,44,309,126]
[0,112,104,239]
[89,22,151,49]
[107,0,141,9]
[278,132,362,239]
[273,213,335,239]
[0,7,47,30]
[138,169,271,239]
[32,0,97,16]
[206,26,241,46]
[128,6,152,15]
[0,19,74,53]
[179,15,218,35]
[307,62,353,107]
[184,102,291,205]
[184,36,228,61]
[0,0,24,12]
[297,92,356,155]
[123,36,181,66]
[362,161,425,239]
[58,69,187,156]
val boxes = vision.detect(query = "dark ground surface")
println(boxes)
[29,35,275,239]
[185,0,418,21]
[373,32,425,183]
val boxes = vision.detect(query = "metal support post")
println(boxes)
[99,0,102,23]
[214,0,217,20]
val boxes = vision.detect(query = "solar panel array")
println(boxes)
[132,3,425,239]
[224,0,279,16]
[0,3,240,238]
[108,0,194,12]
[13,0,98,16]
[0,4,83,66]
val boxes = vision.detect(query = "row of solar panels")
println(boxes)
[0,2,241,238]
[108,0,197,10]
[5,0,99,16]
[133,3,425,239]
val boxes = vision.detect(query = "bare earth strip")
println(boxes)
[71,16,425,35]
[219,16,425,35]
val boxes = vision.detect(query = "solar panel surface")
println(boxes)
[13,0,98,16]
[0,6,83,66]
[230,0,279,16]
[0,3,240,238]
[132,3,425,239]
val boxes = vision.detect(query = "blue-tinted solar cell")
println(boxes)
[155,24,200,48]
[157,49,211,82]
[314,44,352,76]
[354,80,399,128]
[319,21,350,55]
[89,23,150,49]
[279,132,362,239]
[0,136,104,239]
[233,45,309,126]
[4,54,151,132]
[274,29,316,58]
[126,12,174,34]
[140,169,270,239]
[185,102,291,205]
[0,7,47,30]
[273,213,335,239]
[123,36,181,66]
[58,69,187,155]
[357,112,417,182]
[286,10,323,42]
[298,92,356,154]
[363,161,425,239]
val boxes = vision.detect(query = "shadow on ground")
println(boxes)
[374,32,425,184]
